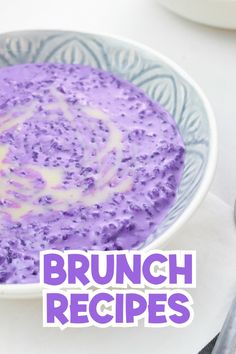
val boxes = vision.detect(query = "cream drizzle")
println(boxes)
[0,88,132,219]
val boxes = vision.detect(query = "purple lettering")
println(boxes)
[43,253,66,286]
[70,293,89,324]
[148,293,167,324]
[68,254,89,286]
[142,254,167,285]
[126,293,147,323]
[46,292,68,325]
[91,254,114,285]
[168,293,191,324]
[89,292,113,324]
[169,254,192,285]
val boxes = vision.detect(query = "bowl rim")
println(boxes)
[0,29,217,298]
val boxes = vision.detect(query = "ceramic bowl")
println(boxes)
[0,30,217,298]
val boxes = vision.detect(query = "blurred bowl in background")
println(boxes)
[158,0,236,29]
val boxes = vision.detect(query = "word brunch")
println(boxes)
[41,250,196,328]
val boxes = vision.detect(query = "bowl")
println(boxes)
[157,0,236,29]
[0,30,217,298]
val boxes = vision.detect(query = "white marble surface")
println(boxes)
[0,0,236,353]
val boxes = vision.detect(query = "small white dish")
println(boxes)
[158,0,236,29]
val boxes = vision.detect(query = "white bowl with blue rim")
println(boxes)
[0,30,217,298]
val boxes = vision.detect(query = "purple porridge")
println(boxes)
[0,63,185,284]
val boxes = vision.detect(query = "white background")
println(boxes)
[0,0,236,353]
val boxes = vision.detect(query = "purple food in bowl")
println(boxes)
[0,30,217,298]
[0,63,185,284]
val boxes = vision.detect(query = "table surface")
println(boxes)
[0,0,236,353]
